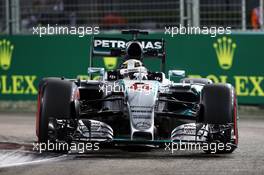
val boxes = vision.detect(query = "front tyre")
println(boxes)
[201,84,238,153]
[36,78,79,143]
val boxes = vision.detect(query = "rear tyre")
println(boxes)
[201,84,238,153]
[36,78,79,143]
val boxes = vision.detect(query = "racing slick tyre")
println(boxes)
[201,84,238,154]
[180,78,212,85]
[36,78,79,143]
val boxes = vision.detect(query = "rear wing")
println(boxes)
[89,36,166,72]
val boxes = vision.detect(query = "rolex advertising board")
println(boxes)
[164,35,264,105]
[0,34,263,104]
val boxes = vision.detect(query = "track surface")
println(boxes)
[0,112,264,175]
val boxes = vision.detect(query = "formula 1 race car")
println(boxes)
[36,30,238,153]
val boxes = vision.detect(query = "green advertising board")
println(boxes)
[0,34,263,104]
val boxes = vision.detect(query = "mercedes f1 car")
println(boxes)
[36,30,238,153]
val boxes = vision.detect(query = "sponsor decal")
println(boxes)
[189,74,264,97]
[94,39,162,50]
[0,39,38,95]
[0,39,14,71]
[0,75,37,94]
[213,36,236,70]
[189,37,264,98]
[130,83,152,91]
[103,57,118,70]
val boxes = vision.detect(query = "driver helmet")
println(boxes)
[120,59,148,80]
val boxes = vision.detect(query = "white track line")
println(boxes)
[0,154,67,168]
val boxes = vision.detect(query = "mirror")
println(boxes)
[168,70,185,80]
[87,67,105,80]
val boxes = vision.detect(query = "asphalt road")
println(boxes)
[0,112,263,175]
